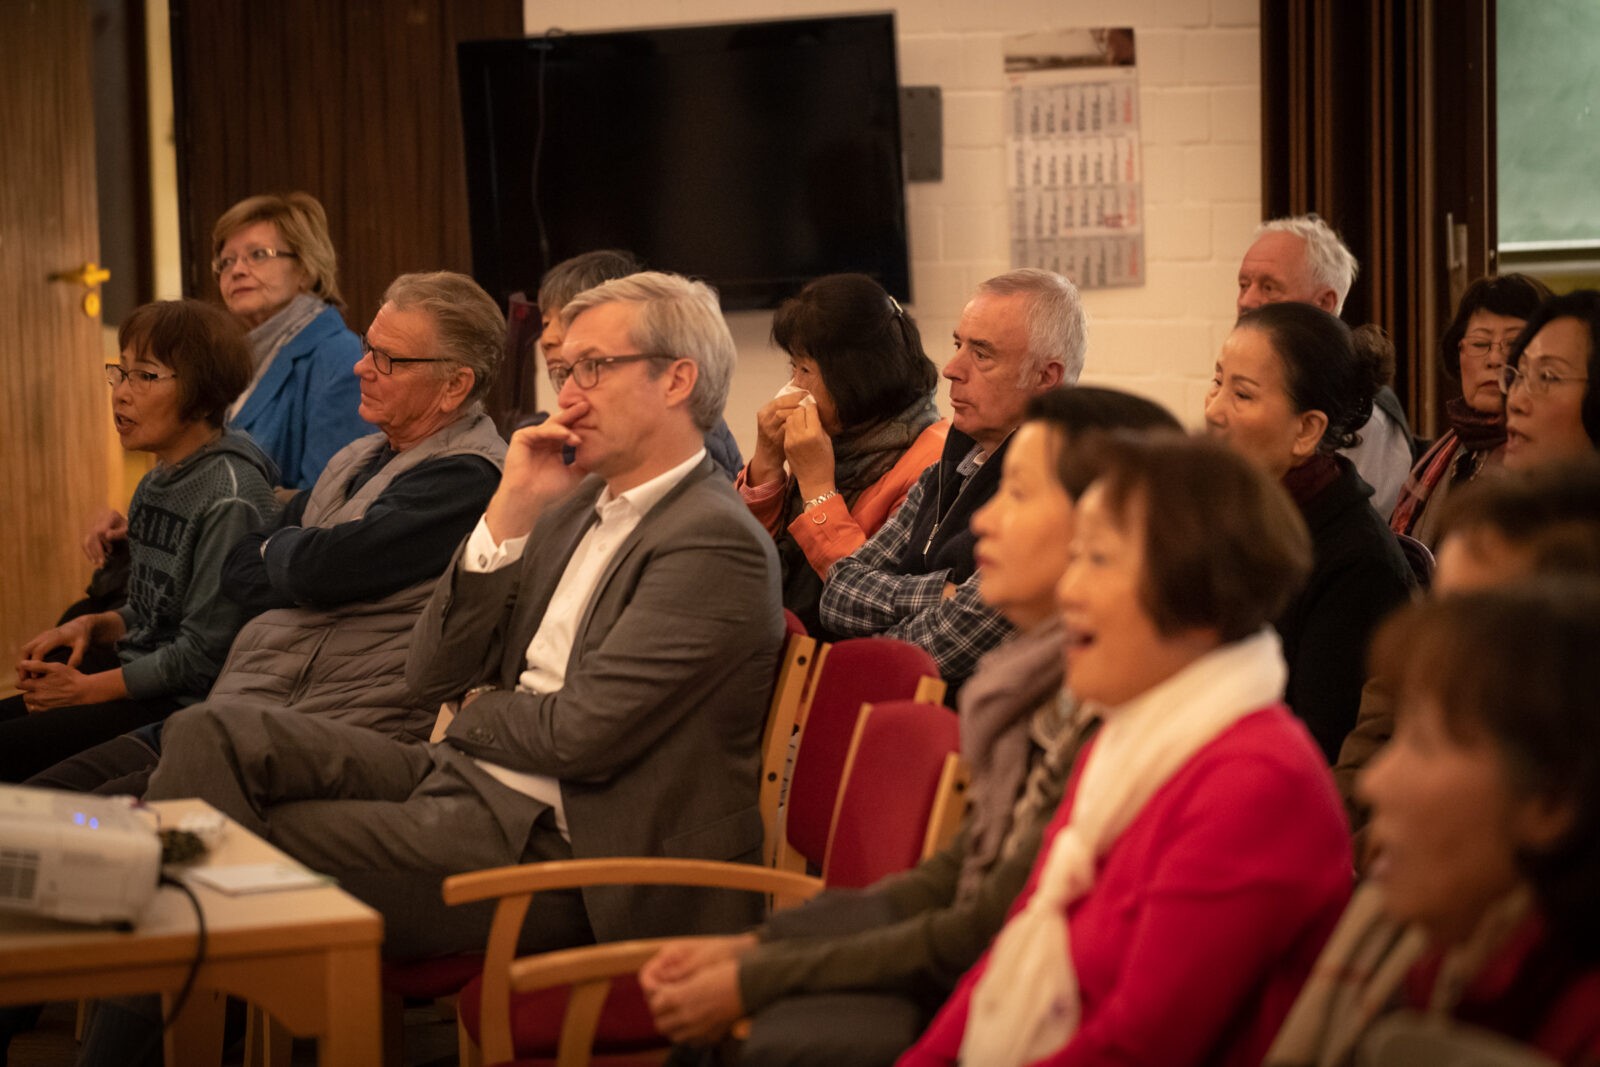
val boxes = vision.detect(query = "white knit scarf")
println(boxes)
[960,627,1288,1066]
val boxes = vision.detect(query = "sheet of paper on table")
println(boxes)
[181,863,332,896]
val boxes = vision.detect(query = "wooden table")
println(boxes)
[0,798,383,1065]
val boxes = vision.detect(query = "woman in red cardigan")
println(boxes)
[899,435,1353,1067]
[737,273,946,634]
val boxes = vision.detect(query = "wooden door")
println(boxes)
[0,0,109,672]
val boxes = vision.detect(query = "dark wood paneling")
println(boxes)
[169,0,522,328]
[1260,0,1495,437]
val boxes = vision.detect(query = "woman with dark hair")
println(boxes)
[1270,582,1600,1066]
[1390,273,1552,546]
[900,434,1351,1067]
[1502,288,1600,473]
[739,273,946,632]
[1205,301,1414,761]
[0,300,278,781]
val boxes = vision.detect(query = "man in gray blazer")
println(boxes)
[146,271,784,959]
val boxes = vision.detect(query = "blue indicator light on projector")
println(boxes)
[89,818,100,829]
[74,812,86,826]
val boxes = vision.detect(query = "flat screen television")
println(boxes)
[457,14,910,311]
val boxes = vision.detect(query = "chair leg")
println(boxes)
[243,1005,292,1067]
[457,1008,483,1067]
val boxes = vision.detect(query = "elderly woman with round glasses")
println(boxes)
[1501,289,1600,473]
[0,300,278,783]
[1390,273,1551,547]
[209,191,369,490]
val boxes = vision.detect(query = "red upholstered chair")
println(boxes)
[776,637,946,877]
[449,698,967,1067]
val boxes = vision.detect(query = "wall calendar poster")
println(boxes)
[1004,28,1144,289]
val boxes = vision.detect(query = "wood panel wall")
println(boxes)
[1260,0,1496,438]
[0,0,111,670]
[168,0,523,330]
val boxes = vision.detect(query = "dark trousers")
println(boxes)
[26,731,157,796]
[145,703,595,959]
[0,645,179,784]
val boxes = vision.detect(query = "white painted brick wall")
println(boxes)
[522,0,1261,447]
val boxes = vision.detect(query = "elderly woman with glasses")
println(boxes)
[205,191,369,490]
[1501,289,1600,473]
[0,300,278,782]
[1390,274,1551,548]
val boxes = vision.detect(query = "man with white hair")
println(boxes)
[1235,214,1415,516]
[146,271,783,958]
[819,269,1086,685]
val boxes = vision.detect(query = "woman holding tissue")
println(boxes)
[738,274,946,633]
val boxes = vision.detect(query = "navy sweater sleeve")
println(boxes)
[222,455,500,611]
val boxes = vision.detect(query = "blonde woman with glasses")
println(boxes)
[209,191,368,490]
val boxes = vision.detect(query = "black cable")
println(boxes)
[530,29,560,273]
[121,873,208,1067]
[160,873,207,1030]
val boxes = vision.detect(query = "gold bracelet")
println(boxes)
[803,490,838,511]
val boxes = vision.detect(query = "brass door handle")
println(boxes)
[48,261,111,318]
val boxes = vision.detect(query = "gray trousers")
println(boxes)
[145,704,593,959]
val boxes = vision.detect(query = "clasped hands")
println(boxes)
[638,932,758,1045]
[15,613,118,711]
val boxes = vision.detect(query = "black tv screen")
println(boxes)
[458,14,910,311]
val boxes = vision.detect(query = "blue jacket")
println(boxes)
[231,304,368,489]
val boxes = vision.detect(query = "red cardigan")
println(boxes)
[899,706,1352,1067]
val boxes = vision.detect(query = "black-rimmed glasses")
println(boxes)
[361,334,453,375]
[211,247,299,275]
[552,353,675,391]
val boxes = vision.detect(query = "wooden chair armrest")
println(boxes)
[442,857,822,907]
[448,859,824,1065]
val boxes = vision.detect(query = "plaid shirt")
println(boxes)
[818,463,1015,682]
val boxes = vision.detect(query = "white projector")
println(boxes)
[0,784,161,925]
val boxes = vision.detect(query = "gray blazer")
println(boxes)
[407,457,784,942]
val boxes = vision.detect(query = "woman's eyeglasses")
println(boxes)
[104,365,177,389]
[211,247,299,276]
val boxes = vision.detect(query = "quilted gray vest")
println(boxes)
[206,409,506,740]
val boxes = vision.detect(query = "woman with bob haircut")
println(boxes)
[1271,581,1600,1066]
[1205,300,1414,761]
[1501,288,1600,473]
[900,434,1352,1067]
[1390,273,1551,546]
[739,273,946,633]
[207,190,368,490]
[0,300,279,781]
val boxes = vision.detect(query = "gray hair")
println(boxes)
[976,268,1087,385]
[381,271,505,405]
[561,271,734,431]
[1257,215,1360,314]
[537,250,644,314]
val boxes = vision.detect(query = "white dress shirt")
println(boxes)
[459,449,707,836]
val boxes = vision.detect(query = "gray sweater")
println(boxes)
[117,431,278,701]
